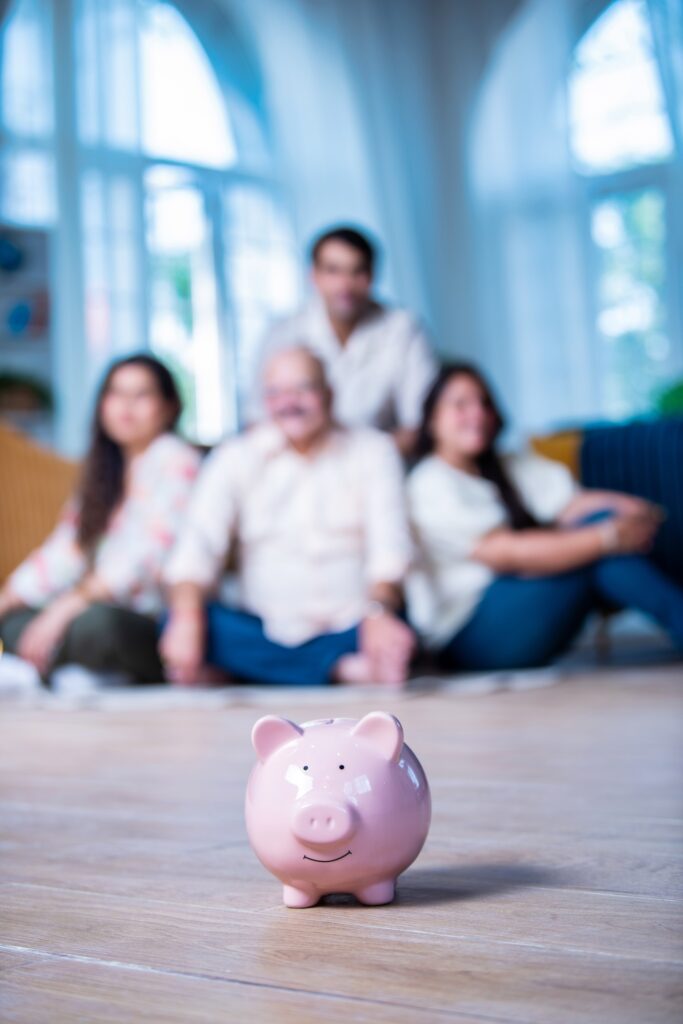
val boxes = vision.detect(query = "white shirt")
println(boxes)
[248,297,437,431]
[407,452,578,647]
[164,422,413,645]
[9,434,201,616]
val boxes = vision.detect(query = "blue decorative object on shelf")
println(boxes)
[7,301,32,336]
[0,237,24,274]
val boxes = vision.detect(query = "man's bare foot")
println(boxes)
[332,653,374,685]
[332,653,407,688]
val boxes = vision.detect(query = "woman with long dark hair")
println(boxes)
[407,363,683,670]
[0,354,200,689]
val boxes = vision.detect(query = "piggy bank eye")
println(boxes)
[303,765,309,771]
[338,764,345,770]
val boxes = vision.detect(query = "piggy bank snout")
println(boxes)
[291,800,357,846]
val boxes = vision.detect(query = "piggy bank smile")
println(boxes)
[245,712,431,908]
[303,850,352,863]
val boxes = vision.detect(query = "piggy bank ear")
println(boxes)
[252,716,304,762]
[351,712,404,763]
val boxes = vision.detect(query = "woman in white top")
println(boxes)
[0,355,200,687]
[407,364,683,670]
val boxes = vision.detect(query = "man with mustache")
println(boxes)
[248,226,437,457]
[160,347,416,687]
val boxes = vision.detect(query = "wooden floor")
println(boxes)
[1,665,682,1023]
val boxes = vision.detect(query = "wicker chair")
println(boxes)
[0,422,78,584]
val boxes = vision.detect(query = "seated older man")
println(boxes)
[160,347,416,687]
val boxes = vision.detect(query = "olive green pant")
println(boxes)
[0,602,165,684]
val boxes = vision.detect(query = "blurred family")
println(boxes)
[1,225,682,691]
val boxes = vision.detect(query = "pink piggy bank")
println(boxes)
[245,711,431,908]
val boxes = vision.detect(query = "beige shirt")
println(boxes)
[248,298,437,431]
[164,422,413,645]
[407,452,578,647]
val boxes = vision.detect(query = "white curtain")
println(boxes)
[236,0,521,353]
[467,0,600,439]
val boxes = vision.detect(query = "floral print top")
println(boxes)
[9,433,201,616]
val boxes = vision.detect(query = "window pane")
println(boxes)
[81,168,144,380]
[591,188,670,417]
[0,148,55,225]
[76,0,140,150]
[146,171,233,442]
[569,0,674,174]
[0,0,53,138]
[139,2,236,167]
[76,0,235,166]
[224,184,300,404]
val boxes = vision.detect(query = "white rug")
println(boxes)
[0,665,563,711]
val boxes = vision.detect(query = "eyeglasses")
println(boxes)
[263,382,324,401]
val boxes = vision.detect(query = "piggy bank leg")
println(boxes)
[283,884,319,909]
[355,879,396,906]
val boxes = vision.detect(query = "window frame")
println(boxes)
[570,0,683,419]
[0,0,297,451]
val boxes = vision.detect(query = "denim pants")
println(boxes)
[204,603,359,686]
[439,553,683,673]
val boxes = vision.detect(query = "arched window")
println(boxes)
[0,0,299,449]
[139,2,237,167]
[568,0,680,419]
[568,0,674,175]
[469,0,682,433]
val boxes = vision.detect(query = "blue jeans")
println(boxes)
[204,604,359,686]
[440,555,683,672]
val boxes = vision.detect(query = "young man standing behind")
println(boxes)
[248,226,437,457]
